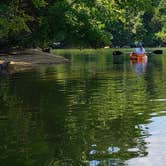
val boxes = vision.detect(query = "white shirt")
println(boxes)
[134,47,145,54]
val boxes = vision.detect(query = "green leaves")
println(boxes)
[32,0,48,8]
[153,0,166,43]
[0,0,165,48]
[0,1,33,40]
[156,26,166,42]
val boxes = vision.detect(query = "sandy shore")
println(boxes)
[0,49,69,73]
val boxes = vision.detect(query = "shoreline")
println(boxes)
[0,48,69,73]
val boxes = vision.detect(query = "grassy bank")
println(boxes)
[52,47,166,56]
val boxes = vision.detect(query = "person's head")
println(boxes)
[137,42,143,47]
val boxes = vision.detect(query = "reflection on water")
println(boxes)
[89,159,122,166]
[127,115,166,166]
[0,49,166,166]
[130,56,148,74]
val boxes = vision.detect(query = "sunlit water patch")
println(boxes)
[126,116,166,166]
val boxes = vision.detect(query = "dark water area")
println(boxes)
[0,49,166,166]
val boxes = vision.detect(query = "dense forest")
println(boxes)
[0,0,165,49]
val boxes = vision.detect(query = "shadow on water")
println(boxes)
[112,54,125,64]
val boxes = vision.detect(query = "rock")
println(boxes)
[0,48,69,73]
[0,61,10,70]
[42,48,50,53]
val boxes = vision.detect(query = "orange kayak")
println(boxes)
[130,53,147,62]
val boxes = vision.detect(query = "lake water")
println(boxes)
[0,49,166,166]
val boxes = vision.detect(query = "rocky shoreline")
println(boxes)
[0,49,69,73]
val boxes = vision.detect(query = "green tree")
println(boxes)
[0,0,165,48]
[154,0,166,44]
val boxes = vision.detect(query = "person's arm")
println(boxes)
[143,48,145,53]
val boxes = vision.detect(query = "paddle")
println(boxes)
[151,50,163,54]
[112,49,163,55]
[112,50,123,55]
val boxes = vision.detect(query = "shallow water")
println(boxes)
[0,49,166,166]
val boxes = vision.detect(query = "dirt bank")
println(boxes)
[0,49,69,73]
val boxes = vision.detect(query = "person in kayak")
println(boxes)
[133,42,145,54]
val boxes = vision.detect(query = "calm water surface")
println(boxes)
[0,49,166,166]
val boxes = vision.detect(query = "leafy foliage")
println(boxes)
[0,0,165,48]
[154,0,166,43]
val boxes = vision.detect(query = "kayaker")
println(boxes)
[133,42,145,54]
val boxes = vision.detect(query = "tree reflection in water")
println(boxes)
[0,50,166,166]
